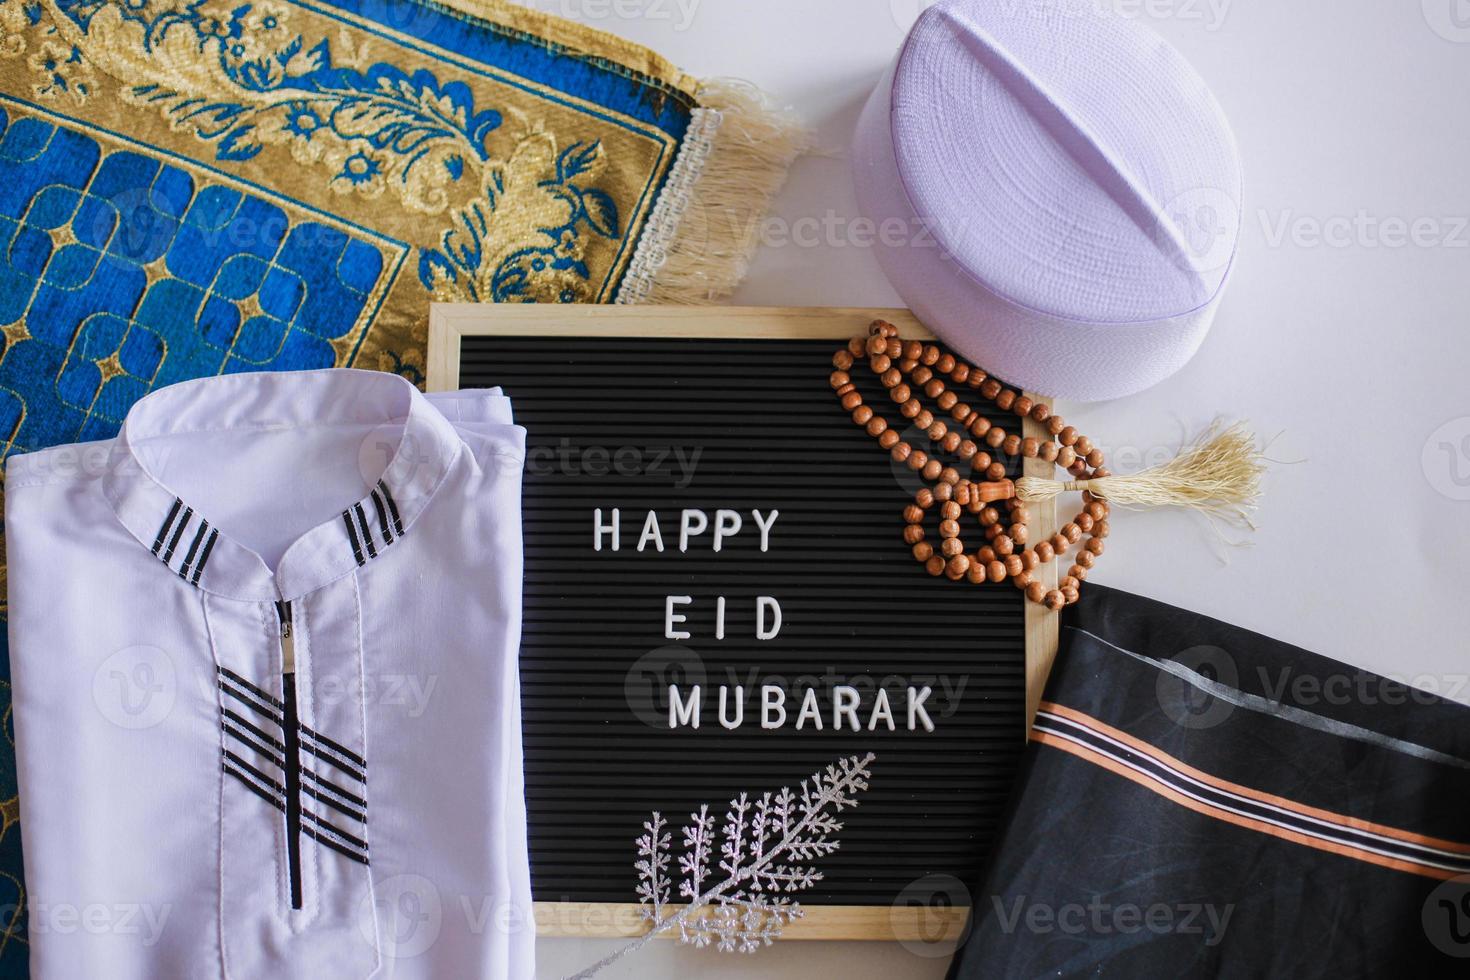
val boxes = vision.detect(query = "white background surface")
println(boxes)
[531,1,1470,976]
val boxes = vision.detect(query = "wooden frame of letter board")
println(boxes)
[427,304,1060,943]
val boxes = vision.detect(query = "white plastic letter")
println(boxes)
[751,509,779,552]
[756,597,783,641]
[795,688,823,730]
[665,596,692,641]
[680,509,709,552]
[833,686,861,732]
[867,689,896,731]
[593,508,620,552]
[761,686,787,729]
[718,686,745,730]
[669,685,701,729]
[637,511,665,553]
[713,510,743,552]
[908,686,935,732]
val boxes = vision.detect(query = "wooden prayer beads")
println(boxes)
[832,320,1109,609]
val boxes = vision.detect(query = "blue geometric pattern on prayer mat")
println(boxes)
[0,111,391,451]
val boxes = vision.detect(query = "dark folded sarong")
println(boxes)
[948,585,1470,979]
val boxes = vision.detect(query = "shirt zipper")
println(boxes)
[276,600,303,911]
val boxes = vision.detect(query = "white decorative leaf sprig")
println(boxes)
[568,753,877,978]
[633,811,671,923]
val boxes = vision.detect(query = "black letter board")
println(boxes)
[428,305,1059,941]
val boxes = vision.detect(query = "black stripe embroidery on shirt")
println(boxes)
[153,499,183,555]
[225,752,372,846]
[150,499,216,590]
[224,762,370,865]
[224,732,369,825]
[191,528,219,586]
[219,683,284,728]
[217,666,285,711]
[150,503,216,589]
[224,749,286,797]
[378,480,405,537]
[300,725,367,769]
[220,718,369,823]
[178,520,210,581]
[223,761,286,812]
[302,823,371,866]
[342,511,366,566]
[302,808,370,852]
[302,781,367,824]
[353,503,378,560]
[226,759,371,856]
[340,483,408,569]
[302,739,367,783]
[216,669,369,781]
[369,489,394,546]
[302,768,368,809]
[221,694,373,868]
[221,723,368,823]
[223,721,286,771]
[162,507,193,563]
[223,708,285,753]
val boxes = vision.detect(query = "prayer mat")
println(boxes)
[0,1,803,968]
[948,585,1470,978]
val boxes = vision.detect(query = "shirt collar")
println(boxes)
[102,370,463,602]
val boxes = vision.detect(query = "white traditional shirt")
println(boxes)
[5,370,533,979]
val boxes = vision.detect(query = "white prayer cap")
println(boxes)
[854,0,1242,400]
